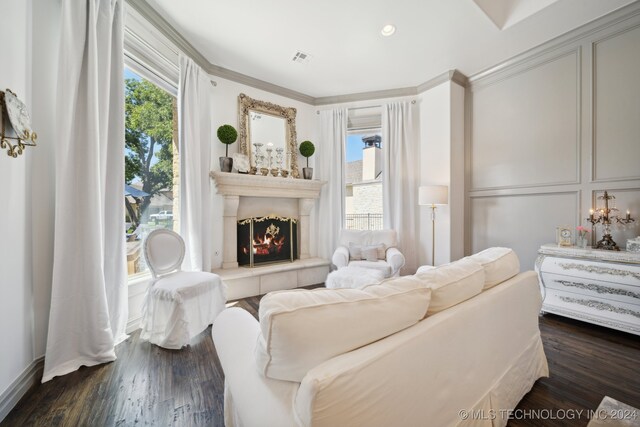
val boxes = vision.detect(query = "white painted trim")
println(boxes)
[126,315,142,334]
[124,0,468,105]
[0,357,44,422]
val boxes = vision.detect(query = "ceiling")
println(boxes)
[146,0,635,98]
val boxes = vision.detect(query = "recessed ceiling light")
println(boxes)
[381,24,396,36]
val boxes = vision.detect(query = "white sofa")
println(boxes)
[332,229,405,277]
[213,248,548,427]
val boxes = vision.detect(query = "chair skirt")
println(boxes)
[140,271,227,349]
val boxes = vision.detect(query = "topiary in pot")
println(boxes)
[299,140,315,179]
[217,124,238,172]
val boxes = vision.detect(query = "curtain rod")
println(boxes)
[316,99,416,114]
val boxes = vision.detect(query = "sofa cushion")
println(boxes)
[467,247,520,290]
[348,260,393,277]
[416,258,485,316]
[255,275,430,382]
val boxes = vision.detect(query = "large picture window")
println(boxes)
[345,130,384,230]
[124,67,178,277]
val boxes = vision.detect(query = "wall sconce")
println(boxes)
[1,89,37,158]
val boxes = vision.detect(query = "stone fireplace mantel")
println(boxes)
[210,171,326,268]
[210,171,326,198]
[210,171,329,299]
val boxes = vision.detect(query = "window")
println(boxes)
[124,67,178,277]
[344,130,384,230]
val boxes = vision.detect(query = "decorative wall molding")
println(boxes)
[125,0,316,105]
[125,0,467,106]
[465,4,640,263]
[467,1,640,85]
[590,22,640,183]
[0,357,44,422]
[467,47,582,192]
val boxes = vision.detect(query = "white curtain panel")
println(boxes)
[178,55,213,271]
[43,0,127,382]
[382,101,420,274]
[316,109,346,260]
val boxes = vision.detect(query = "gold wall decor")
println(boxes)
[237,93,299,178]
[0,89,37,158]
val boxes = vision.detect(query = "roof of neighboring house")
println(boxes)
[346,160,363,185]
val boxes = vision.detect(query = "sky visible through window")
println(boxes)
[346,134,365,162]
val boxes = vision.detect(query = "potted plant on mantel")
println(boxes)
[299,140,315,180]
[217,124,238,172]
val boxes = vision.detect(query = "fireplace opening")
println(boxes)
[237,215,298,267]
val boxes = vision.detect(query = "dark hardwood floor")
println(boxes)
[3,292,639,427]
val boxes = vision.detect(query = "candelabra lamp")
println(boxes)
[586,190,635,251]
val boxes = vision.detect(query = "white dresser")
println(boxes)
[535,244,640,335]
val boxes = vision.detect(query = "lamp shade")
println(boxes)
[419,185,448,205]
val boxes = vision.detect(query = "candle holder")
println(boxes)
[586,190,635,251]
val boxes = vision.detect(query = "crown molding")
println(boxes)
[125,0,315,105]
[314,86,418,106]
[468,0,640,85]
[126,0,467,105]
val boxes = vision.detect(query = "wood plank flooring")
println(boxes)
[3,292,639,427]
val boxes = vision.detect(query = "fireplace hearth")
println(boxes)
[237,215,298,267]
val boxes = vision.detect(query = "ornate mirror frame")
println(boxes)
[238,93,298,176]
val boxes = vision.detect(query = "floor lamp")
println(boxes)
[419,185,449,266]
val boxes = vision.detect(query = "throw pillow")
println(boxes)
[362,246,379,262]
[348,242,363,260]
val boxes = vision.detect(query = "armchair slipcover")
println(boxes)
[141,229,226,349]
[332,229,405,277]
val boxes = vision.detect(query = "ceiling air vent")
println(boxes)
[292,51,311,64]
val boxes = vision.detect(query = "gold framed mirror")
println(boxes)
[238,93,299,176]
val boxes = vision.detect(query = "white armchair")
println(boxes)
[332,229,406,277]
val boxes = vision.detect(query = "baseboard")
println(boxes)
[126,315,142,334]
[0,356,44,422]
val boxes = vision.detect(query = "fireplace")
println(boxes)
[237,215,298,267]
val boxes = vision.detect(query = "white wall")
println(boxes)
[0,0,35,415]
[418,81,465,266]
[466,8,640,270]
[29,0,59,363]
[209,77,318,268]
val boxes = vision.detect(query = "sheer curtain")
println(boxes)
[44,0,127,382]
[316,109,347,260]
[382,101,420,274]
[178,55,214,271]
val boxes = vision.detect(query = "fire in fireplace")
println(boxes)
[237,215,298,267]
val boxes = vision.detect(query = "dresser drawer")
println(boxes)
[541,272,640,307]
[543,288,640,335]
[540,256,640,287]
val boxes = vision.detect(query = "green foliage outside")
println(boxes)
[125,78,174,223]
[299,140,315,167]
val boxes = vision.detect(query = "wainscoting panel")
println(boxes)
[466,4,640,270]
[469,50,579,191]
[592,24,640,182]
[470,192,578,270]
